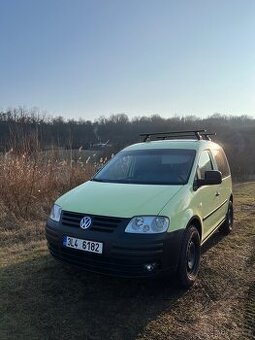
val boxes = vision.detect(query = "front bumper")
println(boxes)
[45,217,184,278]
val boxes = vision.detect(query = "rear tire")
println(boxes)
[219,201,233,235]
[177,226,201,289]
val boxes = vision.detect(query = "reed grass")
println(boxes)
[0,149,98,223]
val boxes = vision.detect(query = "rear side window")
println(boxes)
[212,148,230,178]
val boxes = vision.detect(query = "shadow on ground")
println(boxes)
[201,230,225,254]
[0,253,186,340]
[0,229,237,340]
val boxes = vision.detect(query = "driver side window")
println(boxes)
[194,151,213,189]
[197,151,213,180]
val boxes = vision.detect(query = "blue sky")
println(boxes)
[0,0,254,120]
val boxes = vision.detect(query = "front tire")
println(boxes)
[177,226,201,289]
[219,200,233,235]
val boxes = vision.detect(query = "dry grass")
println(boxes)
[0,150,98,223]
[0,156,254,340]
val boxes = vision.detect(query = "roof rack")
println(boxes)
[200,132,216,141]
[140,130,216,142]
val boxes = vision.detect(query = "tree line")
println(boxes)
[0,108,255,180]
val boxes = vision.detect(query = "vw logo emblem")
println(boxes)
[80,216,92,230]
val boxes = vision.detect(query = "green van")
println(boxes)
[46,130,233,288]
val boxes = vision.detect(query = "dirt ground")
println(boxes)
[0,183,254,339]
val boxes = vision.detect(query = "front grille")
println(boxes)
[61,211,126,233]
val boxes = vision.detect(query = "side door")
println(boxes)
[211,147,232,220]
[193,150,222,241]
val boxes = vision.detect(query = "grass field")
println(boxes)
[0,183,254,340]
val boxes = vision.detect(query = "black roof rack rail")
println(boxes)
[200,132,216,141]
[156,134,202,140]
[140,130,212,142]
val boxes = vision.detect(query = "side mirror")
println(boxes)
[200,170,222,186]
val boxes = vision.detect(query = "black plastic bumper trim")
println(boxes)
[45,220,184,278]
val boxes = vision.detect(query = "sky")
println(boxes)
[0,0,254,120]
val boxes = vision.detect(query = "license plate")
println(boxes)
[63,236,103,254]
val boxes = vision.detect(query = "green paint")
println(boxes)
[55,139,232,243]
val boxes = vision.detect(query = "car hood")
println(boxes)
[56,180,183,218]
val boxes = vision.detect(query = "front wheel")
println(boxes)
[177,226,201,289]
[219,201,234,235]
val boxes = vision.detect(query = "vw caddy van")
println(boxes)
[46,130,233,288]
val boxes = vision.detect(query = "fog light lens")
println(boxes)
[144,263,157,272]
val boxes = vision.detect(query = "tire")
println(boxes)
[177,225,201,289]
[219,200,234,235]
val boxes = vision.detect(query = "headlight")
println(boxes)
[49,204,62,222]
[125,216,169,234]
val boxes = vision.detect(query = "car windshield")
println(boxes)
[92,149,196,185]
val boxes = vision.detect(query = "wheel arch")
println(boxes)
[186,216,202,240]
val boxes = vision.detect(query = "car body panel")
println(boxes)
[56,181,183,218]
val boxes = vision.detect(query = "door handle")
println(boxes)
[215,192,220,197]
